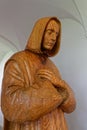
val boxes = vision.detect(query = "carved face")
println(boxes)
[43,20,60,51]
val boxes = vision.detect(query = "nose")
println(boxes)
[51,33,56,42]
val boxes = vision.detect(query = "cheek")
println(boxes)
[44,34,50,41]
[43,35,48,43]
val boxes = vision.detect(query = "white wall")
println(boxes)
[52,19,87,130]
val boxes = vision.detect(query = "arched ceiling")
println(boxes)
[0,0,87,63]
[0,36,18,62]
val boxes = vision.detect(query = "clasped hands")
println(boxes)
[36,68,63,88]
[36,69,68,102]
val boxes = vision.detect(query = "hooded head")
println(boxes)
[25,17,61,57]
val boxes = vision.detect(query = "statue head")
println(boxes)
[26,17,61,57]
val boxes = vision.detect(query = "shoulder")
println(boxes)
[4,51,29,69]
[10,50,27,60]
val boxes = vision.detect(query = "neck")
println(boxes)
[39,53,48,64]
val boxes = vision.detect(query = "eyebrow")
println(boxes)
[46,29,58,35]
[46,29,54,32]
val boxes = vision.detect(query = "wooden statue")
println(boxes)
[1,17,76,130]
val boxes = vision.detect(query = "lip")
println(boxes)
[48,42,55,46]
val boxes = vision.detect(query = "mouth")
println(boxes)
[43,42,55,50]
[48,42,55,46]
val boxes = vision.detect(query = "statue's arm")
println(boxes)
[1,59,63,123]
[57,80,76,113]
[36,68,76,113]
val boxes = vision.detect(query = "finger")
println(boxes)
[38,69,54,74]
[37,70,54,76]
[37,72,53,79]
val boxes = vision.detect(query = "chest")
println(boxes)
[29,56,55,74]
[23,53,61,87]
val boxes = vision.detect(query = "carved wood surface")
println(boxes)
[1,17,76,130]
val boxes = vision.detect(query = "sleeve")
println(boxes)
[58,80,76,113]
[1,58,63,123]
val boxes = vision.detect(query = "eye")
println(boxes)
[47,30,52,35]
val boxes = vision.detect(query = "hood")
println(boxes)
[25,17,61,57]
